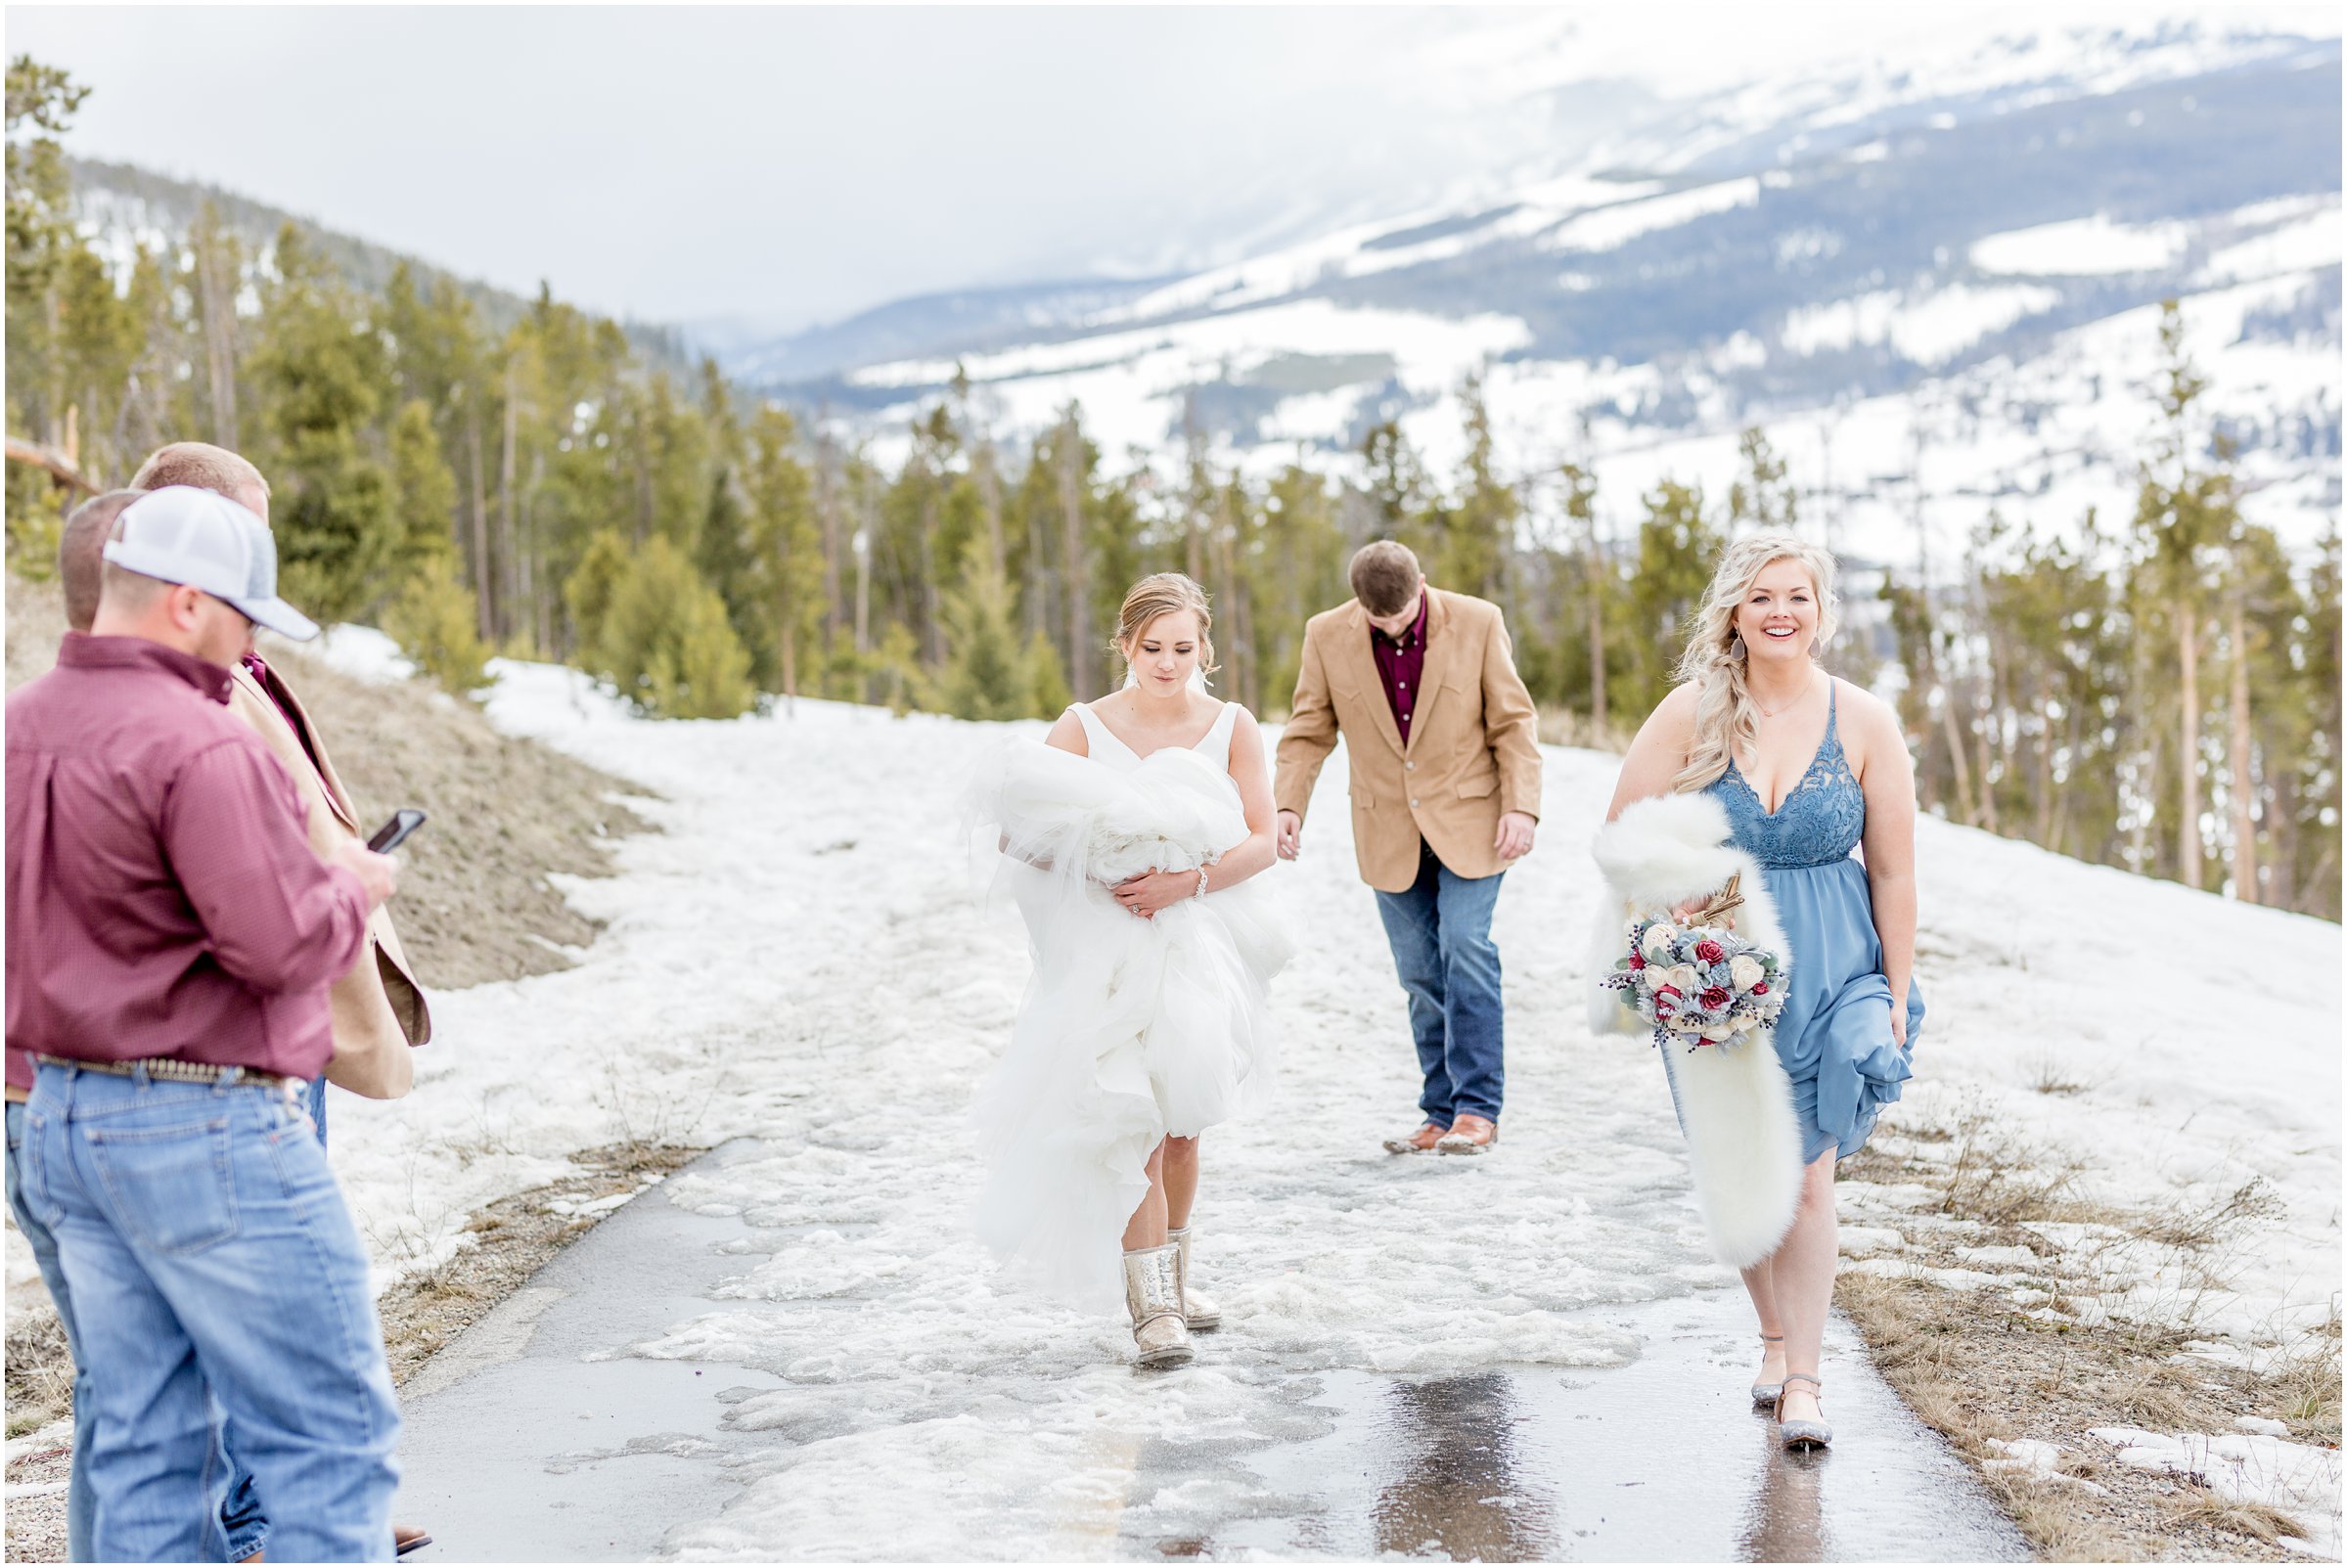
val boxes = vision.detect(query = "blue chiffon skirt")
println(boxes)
[1763,856,1920,1163]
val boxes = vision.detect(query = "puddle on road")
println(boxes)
[397,1142,2023,1562]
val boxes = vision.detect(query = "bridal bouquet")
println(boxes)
[1601,876,1786,1053]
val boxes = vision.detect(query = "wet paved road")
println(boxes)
[396,1140,2024,1562]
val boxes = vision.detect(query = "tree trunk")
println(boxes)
[1059,415,1091,696]
[467,408,493,642]
[1972,681,2001,835]
[1586,543,1607,734]
[2034,678,2057,846]
[978,443,1005,581]
[2177,604,2202,889]
[1936,670,1980,829]
[194,244,240,450]
[815,431,842,653]
[2227,590,2257,902]
[499,362,519,648]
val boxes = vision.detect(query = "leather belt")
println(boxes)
[33,1054,302,1093]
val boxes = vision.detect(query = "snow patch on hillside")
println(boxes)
[1970,214,2192,276]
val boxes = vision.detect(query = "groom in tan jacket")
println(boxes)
[1274,542,1542,1155]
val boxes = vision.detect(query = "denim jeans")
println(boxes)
[1373,843,1508,1125]
[18,1065,396,1562]
[212,1074,330,1558]
[6,1099,95,1560]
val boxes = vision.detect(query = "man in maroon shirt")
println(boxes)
[8,486,406,1560]
[1274,541,1544,1157]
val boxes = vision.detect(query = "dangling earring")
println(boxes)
[1729,633,1745,660]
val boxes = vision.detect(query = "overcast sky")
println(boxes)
[11,4,2338,336]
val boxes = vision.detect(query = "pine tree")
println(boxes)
[1726,426,1797,534]
[1626,478,1721,714]
[384,553,493,696]
[590,534,753,720]
[1440,374,1518,602]
[389,399,458,566]
[936,547,1030,721]
[735,406,820,699]
[245,225,401,623]
[564,528,631,658]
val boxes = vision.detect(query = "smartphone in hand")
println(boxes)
[367,809,428,854]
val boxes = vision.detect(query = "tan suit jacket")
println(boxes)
[228,662,430,1098]
[1274,589,1543,893]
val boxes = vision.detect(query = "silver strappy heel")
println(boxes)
[1776,1371,1831,1450]
[1751,1332,1786,1407]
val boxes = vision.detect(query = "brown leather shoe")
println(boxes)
[395,1523,433,1556]
[1382,1120,1450,1154]
[1435,1113,1498,1155]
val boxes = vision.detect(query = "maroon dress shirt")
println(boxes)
[5,634,370,1089]
[1370,590,1430,744]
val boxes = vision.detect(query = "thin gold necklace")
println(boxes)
[1751,670,1817,720]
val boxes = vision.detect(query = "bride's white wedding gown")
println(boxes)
[966,699,1292,1308]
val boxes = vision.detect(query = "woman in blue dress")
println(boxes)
[1605,532,1922,1450]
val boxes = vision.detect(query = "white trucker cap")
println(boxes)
[103,486,321,641]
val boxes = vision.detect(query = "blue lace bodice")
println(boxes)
[1705,684,1866,869]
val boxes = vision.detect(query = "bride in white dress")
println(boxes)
[968,573,1291,1367]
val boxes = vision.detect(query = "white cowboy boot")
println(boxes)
[1122,1242,1195,1367]
[1167,1226,1221,1331]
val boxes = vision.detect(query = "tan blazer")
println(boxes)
[1274,589,1543,894]
[228,662,430,1098]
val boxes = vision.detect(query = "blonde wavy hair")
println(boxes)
[1671,532,1840,793]
[1113,571,1219,682]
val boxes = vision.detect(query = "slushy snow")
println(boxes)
[8,646,2339,1548]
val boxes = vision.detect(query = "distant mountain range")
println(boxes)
[715,16,2340,573]
[66,16,2341,577]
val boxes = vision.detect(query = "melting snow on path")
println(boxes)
[155,647,2347,1547]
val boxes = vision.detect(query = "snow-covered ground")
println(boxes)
[9,645,2339,1545]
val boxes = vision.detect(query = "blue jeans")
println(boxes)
[18,1065,395,1562]
[1374,844,1508,1125]
[6,1099,95,1560]
[213,1076,329,1559]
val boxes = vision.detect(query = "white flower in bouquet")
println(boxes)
[1729,955,1764,991]
[1661,964,1701,994]
[1640,922,1680,960]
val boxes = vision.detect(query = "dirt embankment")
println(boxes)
[4,573,648,989]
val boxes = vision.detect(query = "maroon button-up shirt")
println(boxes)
[1370,589,1430,744]
[5,634,370,1090]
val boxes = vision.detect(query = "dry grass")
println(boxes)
[1837,1112,2337,1563]
[375,1141,700,1387]
[3,1308,72,1440]
[1839,1272,2322,1561]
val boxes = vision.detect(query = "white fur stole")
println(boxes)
[1589,792,1802,1270]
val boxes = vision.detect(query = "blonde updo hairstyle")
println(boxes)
[1113,571,1219,683]
[1672,532,1840,794]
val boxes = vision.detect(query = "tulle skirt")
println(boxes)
[966,742,1292,1308]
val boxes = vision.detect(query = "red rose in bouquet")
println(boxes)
[1693,938,1726,964]
[1699,985,1731,1010]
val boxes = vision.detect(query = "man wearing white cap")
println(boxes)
[7,487,405,1561]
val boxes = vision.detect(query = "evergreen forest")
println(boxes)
[6,58,2337,918]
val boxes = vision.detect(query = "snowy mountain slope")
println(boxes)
[735,18,2339,575]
